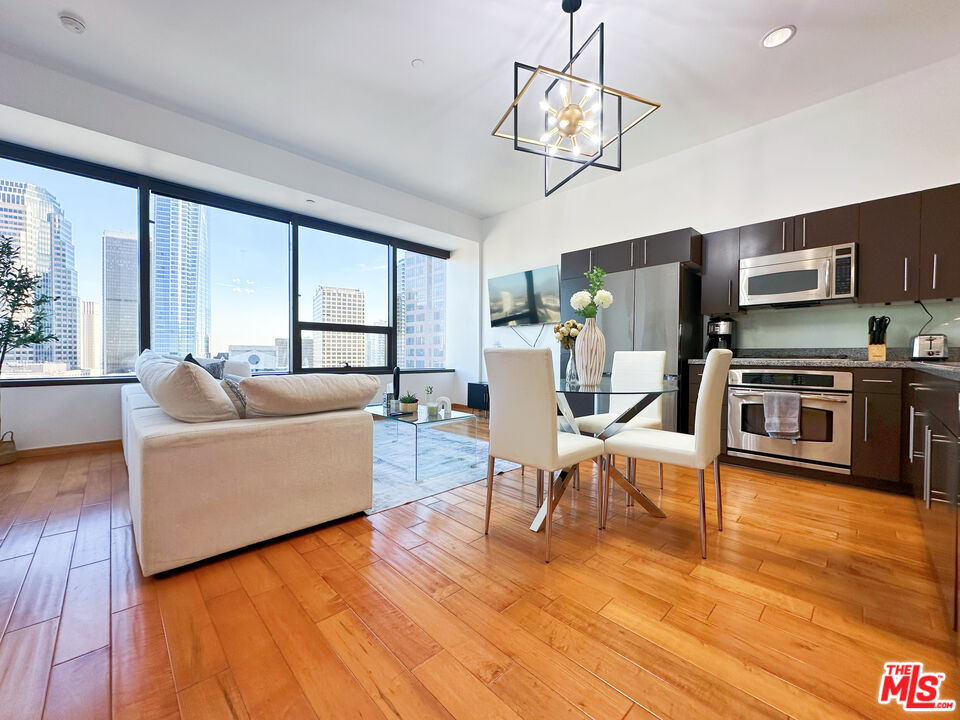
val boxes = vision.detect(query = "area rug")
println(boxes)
[369,419,519,513]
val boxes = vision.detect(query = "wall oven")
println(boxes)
[727,369,853,474]
[739,243,856,307]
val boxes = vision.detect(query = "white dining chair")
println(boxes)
[484,348,605,562]
[601,349,733,558]
[574,350,667,493]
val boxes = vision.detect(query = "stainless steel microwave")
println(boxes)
[739,243,856,307]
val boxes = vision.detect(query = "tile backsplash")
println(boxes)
[727,299,960,350]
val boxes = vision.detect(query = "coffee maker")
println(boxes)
[705,317,735,355]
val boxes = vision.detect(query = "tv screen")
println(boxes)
[488,265,562,327]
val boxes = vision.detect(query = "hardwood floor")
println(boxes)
[0,438,957,719]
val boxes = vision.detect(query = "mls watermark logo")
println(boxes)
[878,663,956,712]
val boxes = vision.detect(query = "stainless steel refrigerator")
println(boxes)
[560,263,701,432]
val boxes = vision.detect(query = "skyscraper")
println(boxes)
[102,232,139,374]
[0,180,80,370]
[151,196,210,358]
[397,251,446,369]
[312,286,365,367]
[79,300,102,373]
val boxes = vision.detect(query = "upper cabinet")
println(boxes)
[920,184,960,300]
[739,217,794,259]
[638,228,702,268]
[700,229,739,316]
[794,204,859,250]
[559,248,592,280]
[858,192,921,304]
[591,239,636,274]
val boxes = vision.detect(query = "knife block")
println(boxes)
[868,343,887,362]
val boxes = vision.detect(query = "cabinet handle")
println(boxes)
[908,405,915,463]
[932,252,938,290]
[727,279,732,307]
[802,217,807,248]
[644,238,648,265]
[630,241,634,267]
[781,222,786,251]
[863,396,869,443]
[861,378,893,383]
[588,249,593,269]
[923,426,932,508]
[903,257,908,292]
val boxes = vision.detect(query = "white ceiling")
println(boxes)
[1,0,959,219]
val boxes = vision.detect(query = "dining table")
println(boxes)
[529,375,680,532]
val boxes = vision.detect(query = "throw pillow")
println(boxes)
[136,350,240,423]
[241,373,379,417]
[184,353,226,380]
[221,374,247,418]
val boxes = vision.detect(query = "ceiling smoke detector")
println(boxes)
[410,58,424,69]
[58,11,86,34]
[761,25,796,48]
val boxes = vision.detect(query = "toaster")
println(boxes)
[911,334,949,360]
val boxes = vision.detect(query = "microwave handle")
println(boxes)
[823,258,831,298]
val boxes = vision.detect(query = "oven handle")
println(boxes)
[729,391,850,403]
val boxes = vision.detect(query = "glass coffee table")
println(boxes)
[364,404,479,484]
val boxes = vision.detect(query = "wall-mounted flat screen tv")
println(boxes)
[488,265,562,327]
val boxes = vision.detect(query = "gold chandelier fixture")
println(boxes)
[492,0,660,196]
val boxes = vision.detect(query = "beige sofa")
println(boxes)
[121,382,373,575]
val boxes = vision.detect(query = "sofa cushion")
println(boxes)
[242,373,379,417]
[135,350,240,423]
[221,374,248,417]
[184,353,226,379]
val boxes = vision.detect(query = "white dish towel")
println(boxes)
[763,391,801,443]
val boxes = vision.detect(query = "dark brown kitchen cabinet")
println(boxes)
[639,228,702,268]
[852,390,901,483]
[559,248,591,280]
[739,216,794,259]
[700,229,739,315]
[591,239,635,274]
[857,192,921,304]
[794,204,859,250]
[920,183,960,300]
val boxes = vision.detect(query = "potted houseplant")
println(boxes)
[570,266,613,386]
[398,392,419,414]
[554,318,583,385]
[0,234,57,465]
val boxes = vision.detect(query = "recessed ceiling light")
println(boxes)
[58,11,86,34]
[762,25,796,49]
[410,58,425,69]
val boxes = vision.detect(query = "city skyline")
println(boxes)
[0,162,446,377]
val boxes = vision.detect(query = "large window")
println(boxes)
[150,194,289,373]
[0,157,138,379]
[297,226,391,370]
[397,248,446,369]
[0,142,451,383]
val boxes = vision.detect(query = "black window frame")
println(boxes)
[0,140,452,387]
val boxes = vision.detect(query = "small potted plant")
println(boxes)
[398,392,419,413]
[424,385,439,417]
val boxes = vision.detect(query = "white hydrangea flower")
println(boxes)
[570,290,592,312]
[595,289,614,309]
[570,328,579,337]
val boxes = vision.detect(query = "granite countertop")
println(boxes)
[688,356,960,382]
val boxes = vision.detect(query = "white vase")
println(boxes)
[575,317,605,386]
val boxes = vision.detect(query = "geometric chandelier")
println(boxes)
[492,0,660,196]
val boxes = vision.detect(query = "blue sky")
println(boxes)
[1,157,390,354]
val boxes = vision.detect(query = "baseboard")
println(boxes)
[19,438,122,458]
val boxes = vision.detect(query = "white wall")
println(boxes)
[1,384,123,450]
[481,53,960,370]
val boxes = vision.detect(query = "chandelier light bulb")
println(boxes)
[539,98,551,112]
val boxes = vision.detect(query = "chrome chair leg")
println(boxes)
[658,463,664,490]
[596,456,605,529]
[714,459,723,531]
[697,468,707,559]
[536,469,544,507]
[625,457,635,507]
[603,454,613,529]
[545,467,553,562]
[573,463,580,490]
[484,455,495,534]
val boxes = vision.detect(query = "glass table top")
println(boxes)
[365,404,475,425]
[556,375,680,395]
